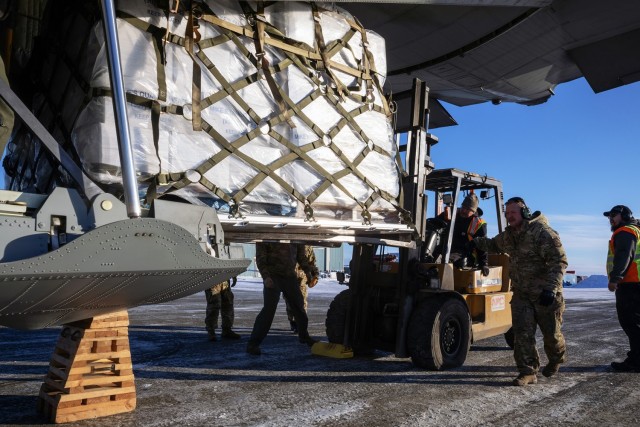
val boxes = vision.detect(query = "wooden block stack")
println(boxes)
[37,310,136,423]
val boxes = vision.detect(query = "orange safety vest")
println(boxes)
[466,216,486,240]
[607,224,640,283]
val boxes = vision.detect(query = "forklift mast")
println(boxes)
[348,79,439,357]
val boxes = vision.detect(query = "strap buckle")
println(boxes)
[361,209,372,226]
[304,201,315,222]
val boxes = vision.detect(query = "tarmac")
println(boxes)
[1,279,639,426]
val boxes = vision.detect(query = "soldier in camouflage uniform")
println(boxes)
[247,243,319,355]
[204,278,240,341]
[473,197,568,386]
[284,246,319,333]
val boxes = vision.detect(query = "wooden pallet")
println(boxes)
[37,311,136,423]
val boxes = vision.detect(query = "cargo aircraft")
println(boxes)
[0,0,638,330]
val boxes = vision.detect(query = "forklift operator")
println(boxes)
[439,193,490,276]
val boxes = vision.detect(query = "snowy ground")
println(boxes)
[562,287,614,300]
[1,279,637,427]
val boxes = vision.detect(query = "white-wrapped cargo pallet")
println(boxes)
[5,0,416,246]
[77,1,399,218]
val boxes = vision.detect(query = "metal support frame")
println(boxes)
[401,80,429,242]
[493,185,506,232]
[100,0,141,218]
[441,178,462,264]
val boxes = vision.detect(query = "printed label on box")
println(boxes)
[491,295,506,311]
[475,278,501,287]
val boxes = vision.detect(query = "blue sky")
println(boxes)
[432,78,640,276]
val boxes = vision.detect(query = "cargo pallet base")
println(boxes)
[221,215,416,247]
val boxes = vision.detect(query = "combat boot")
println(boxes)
[221,329,241,339]
[246,342,261,355]
[611,360,640,372]
[299,335,317,347]
[512,374,537,386]
[542,362,560,377]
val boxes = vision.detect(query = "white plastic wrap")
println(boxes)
[72,97,159,184]
[71,0,400,221]
[264,2,315,48]
[90,20,160,100]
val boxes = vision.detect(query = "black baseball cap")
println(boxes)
[603,205,632,217]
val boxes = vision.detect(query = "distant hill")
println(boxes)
[574,275,608,288]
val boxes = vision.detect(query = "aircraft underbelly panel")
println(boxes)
[0,218,250,329]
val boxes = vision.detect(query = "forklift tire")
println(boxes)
[326,289,351,344]
[325,289,373,356]
[407,297,471,370]
[504,327,515,349]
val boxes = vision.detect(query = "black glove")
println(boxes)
[231,277,237,287]
[538,289,555,306]
[481,265,490,277]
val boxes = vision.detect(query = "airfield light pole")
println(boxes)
[100,0,141,218]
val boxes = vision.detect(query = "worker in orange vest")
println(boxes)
[605,205,640,372]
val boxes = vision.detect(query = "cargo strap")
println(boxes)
[117,11,168,102]
[244,2,296,128]
[311,4,348,102]
[185,2,202,131]
[198,5,375,84]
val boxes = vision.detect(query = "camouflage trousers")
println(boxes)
[511,292,566,375]
[249,274,310,345]
[205,281,234,332]
[285,279,308,322]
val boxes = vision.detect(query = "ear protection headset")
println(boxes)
[507,196,531,219]
[621,207,632,222]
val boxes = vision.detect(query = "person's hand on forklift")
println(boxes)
[480,264,490,277]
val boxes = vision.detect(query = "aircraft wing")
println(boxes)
[333,0,640,125]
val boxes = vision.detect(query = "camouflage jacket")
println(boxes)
[474,212,567,298]
[256,243,319,282]
[209,280,230,294]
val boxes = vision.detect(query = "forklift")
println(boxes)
[324,81,513,370]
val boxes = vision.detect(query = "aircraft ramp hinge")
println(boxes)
[50,216,67,251]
